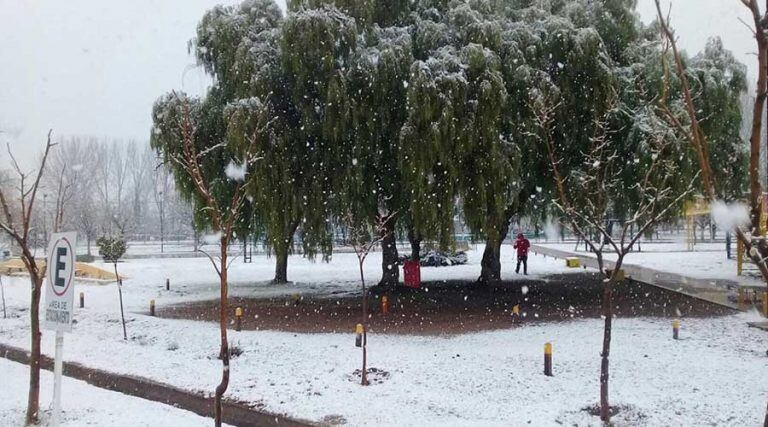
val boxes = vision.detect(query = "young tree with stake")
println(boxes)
[0,133,55,425]
[97,235,128,340]
[533,83,697,422]
[345,211,393,386]
[151,91,264,427]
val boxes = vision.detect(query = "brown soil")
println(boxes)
[156,273,734,335]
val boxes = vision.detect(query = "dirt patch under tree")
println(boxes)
[155,273,734,335]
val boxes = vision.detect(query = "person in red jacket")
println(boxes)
[513,233,530,275]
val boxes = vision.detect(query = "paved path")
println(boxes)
[530,244,744,309]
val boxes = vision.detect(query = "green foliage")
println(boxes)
[153,0,747,267]
[97,236,127,263]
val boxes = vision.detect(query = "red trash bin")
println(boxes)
[403,260,421,289]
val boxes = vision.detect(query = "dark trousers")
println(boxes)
[516,255,528,274]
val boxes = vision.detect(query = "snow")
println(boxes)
[224,161,247,181]
[0,358,231,427]
[711,200,750,230]
[0,245,766,425]
[537,240,765,286]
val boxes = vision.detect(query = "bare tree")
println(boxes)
[345,211,393,386]
[533,90,697,422]
[127,142,155,238]
[655,2,768,424]
[0,133,55,425]
[164,94,262,426]
[153,164,172,251]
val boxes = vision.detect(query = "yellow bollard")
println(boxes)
[235,307,243,331]
[512,305,520,316]
[544,342,553,376]
[150,299,155,316]
[672,319,680,340]
[355,323,364,347]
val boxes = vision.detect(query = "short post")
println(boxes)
[544,342,553,376]
[672,319,680,340]
[737,288,744,309]
[150,299,155,317]
[79,292,84,308]
[512,304,520,316]
[235,307,243,331]
[165,278,170,291]
[381,296,389,314]
[763,292,768,317]
[355,323,363,347]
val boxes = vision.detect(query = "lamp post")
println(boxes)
[159,191,165,254]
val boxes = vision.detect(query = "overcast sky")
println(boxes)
[0,0,756,168]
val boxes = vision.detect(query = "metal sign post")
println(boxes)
[42,232,77,427]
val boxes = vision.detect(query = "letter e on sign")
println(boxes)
[43,232,77,332]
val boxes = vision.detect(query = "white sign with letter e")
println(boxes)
[42,231,77,427]
[43,232,77,332]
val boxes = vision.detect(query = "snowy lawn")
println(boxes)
[0,245,766,425]
[0,358,231,427]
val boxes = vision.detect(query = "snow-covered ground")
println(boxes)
[537,240,766,287]
[0,245,766,426]
[0,358,231,427]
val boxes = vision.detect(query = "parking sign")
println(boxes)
[43,232,77,332]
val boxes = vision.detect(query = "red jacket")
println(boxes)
[513,236,530,257]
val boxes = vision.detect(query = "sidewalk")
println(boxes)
[530,243,765,309]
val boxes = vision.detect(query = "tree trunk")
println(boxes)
[113,263,127,341]
[599,258,623,423]
[479,236,503,284]
[408,228,422,261]
[274,251,289,284]
[763,398,767,427]
[273,221,299,284]
[478,216,511,284]
[378,216,399,286]
[26,272,42,425]
[359,261,369,386]
[214,239,230,427]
